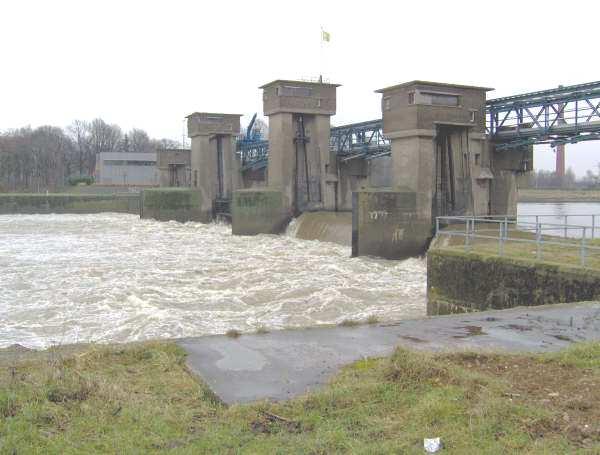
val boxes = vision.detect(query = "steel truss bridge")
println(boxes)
[237,119,390,171]
[237,80,600,169]
[487,80,600,150]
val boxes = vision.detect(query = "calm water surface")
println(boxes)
[518,202,600,237]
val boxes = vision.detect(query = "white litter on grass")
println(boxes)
[424,437,442,453]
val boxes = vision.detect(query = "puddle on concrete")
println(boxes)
[502,324,533,332]
[452,325,487,338]
[552,334,573,342]
[398,335,426,343]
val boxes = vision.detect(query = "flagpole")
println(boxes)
[319,26,323,83]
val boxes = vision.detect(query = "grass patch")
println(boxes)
[436,225,600,270]
[338,318,360,327]
[1,341,599,453]
[366,314,379,325]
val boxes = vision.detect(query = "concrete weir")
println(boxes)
[147,78,531,260]
[289,211,352,246]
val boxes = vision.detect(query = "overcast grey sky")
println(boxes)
[2,0,599,175]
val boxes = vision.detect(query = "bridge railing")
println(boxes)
[435,215,600,268]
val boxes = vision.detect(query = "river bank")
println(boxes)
[2,335,599,453]
[519,189,600,203]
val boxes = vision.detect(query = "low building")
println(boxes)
[157,148,191,187]
[95,152,158,186]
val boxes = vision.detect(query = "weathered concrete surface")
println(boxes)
[427,248,600,315]
[178,301,600,404]
[352,188,431,259]
[187,112,241,219]
[140,188,205,222]
[231,189,289,235]
[261,80,339,214]
[291,211,352,246]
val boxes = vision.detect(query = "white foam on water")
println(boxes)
[0,213,427,348]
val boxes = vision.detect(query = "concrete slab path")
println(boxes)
[177,302,600,404]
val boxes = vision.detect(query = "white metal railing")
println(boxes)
[435,215,600,267]
[518,214,599,239]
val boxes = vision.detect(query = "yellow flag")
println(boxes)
[321,30,330,42]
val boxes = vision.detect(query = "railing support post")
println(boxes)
[564,215,568,238]
[592,215,595,240]
[536,223,542,261]
[581,227,587,267]
[498,222,504,256]
[465,218,471,252]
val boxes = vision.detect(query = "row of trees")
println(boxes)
[524,168,577,189]
[0,119,180,192]
[523,167,600,190]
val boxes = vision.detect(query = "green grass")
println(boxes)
[1,341,599,453]
[338,319,360,327]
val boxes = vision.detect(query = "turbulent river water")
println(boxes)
[0,213,426,348]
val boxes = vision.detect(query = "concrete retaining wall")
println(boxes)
[140,188,205,222]
[427,248,600,315]
[0,193,140,214]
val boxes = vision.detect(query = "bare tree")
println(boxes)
[0,126,74,191]
[253,117,269,139]
[1,119,183,191]
[151,138,181,150]
[87,119,122,173]
[88,119,122,155]
[67,120,91,176]
[129,128,152,153]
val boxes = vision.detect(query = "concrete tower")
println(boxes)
[352,81,493,259]
[187,112,241,221]
[260,80,340,215]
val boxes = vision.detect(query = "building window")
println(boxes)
[421,91,459,107]
[383,97,391,111]
[408,92,415,105]
[475,153,481,165]
[470,111,476,122]
[316,98,322,107]
[279,85,312,97]
[104,160,156,166]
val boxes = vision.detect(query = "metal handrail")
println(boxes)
[435,215,597,267]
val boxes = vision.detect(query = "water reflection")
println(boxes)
[518,202,600,238]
